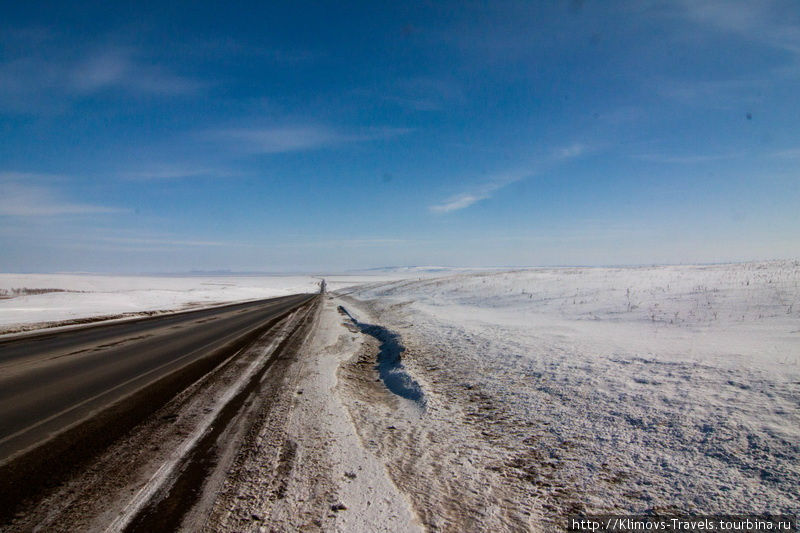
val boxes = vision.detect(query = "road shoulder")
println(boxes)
[204,294,422,532]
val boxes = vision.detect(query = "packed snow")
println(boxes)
[340,261,800,522]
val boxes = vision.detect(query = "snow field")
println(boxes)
[344,262,800,518]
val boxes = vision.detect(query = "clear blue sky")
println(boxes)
[1,1,798,272]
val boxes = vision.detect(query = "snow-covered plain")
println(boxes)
[341,261,800,520]
[2,263,797,526]
[0,273,411,334]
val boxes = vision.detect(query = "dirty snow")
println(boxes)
[203,295,423,533]
[340,261,800,526]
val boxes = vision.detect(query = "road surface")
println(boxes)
[0,293,313,464]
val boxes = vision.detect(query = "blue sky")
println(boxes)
[1,1,798,272]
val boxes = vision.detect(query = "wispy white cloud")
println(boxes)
[652,1,800,107]
[0,172,123,216]
[632,152,740,164]
[96,236,234,247]
[175,37,320,64]
[121,166,235,180]
[277,238,410,249]
[769,147,800,159]
[430,142,594,214]
[0,39,203,113]
[656,77,767,107]
[430,175,525,214]
[553,143,590,160]
[678,0,800,55]
[218,126,345,153]
[212,125,411,154]
[368,77,465,111]
[91,235,410,251]
[69,48,203,95]
[429,193,488,213]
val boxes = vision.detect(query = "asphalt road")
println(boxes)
[0,293,314,464]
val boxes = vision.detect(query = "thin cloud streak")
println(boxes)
[87,236,411,252]
[0,172,123,216]
[275,238,410,249]
[97,237,232,247]
[121,166,236,180]
[770,148,800,159]
[678,0,800,55]
[0,40,203,114]
[430,143,592,214]
[654,1,800,108]
[554,143,590,160]
[430,193,488,213]
[632,152,740,164]
[212,125,412,154]
[70,49,203,95]
[430,175,525,214]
